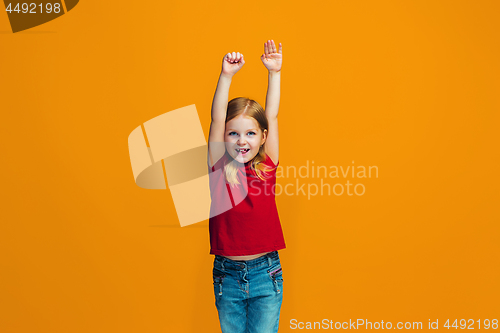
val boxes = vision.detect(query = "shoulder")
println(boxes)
[264,153,279,167]
[208,152,228,172]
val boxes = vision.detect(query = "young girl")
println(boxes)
[207,40,285,333]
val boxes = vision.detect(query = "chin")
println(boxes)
[244,153,258,162]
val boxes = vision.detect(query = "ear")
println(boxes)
[261,129,268,145]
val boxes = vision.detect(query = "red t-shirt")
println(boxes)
[208,151,286,256]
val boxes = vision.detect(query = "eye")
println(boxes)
[228,131,238,136]
[248,131,256,135]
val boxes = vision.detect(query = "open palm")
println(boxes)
[260,40,282,72]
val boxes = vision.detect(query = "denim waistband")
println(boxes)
[214,251,279,270]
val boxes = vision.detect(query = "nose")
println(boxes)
[237,137,247,145]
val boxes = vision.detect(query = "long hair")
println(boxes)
[224,97,276,186]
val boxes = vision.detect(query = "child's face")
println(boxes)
[225,114,267,164]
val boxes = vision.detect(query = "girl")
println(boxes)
[207,40,285,333]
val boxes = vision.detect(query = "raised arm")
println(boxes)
[208,52,245,168]
[260,40,282,165]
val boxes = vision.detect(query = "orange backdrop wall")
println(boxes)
[1,0,499,332]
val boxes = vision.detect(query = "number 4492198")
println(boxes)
[5,3,62,14]
[444,319,498,329]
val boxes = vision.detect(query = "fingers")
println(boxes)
[264,40,281,55]
[225,52,244,63]
[225,40,282,65]
[235,52,242,63]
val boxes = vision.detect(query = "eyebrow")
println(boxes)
[226,129,258,132]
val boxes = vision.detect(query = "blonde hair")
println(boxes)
[224,97,276,186]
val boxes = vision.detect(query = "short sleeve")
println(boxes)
[265,153,279,167]
[208,153,226,173]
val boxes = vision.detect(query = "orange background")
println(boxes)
[1,1,499,332]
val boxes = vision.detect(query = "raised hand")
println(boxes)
[221,52,245,77]
[260,40,282,73]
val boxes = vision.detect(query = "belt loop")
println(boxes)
[267,255,272,267]
[221,258,225,271]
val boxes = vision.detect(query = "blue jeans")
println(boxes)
[213,251,284,333]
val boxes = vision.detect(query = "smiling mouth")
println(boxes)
[236,148,250,155]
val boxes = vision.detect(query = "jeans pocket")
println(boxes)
[268,266,283,280]
[213,268,226,296]
[267,265,283,294]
